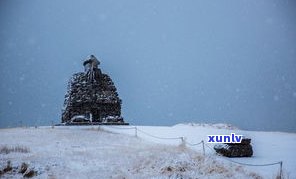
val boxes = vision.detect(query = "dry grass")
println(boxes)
[248,172,263,179]
[274,171,289,179]
[0,145,30,154]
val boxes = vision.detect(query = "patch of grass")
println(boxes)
[274,170,289,179]
[0,145,30,154]
[248,172,263,179]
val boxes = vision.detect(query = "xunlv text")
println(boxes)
[207,133,243,143]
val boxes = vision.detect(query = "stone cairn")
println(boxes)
[61,55,128,125]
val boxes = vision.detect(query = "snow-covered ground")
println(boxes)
[0,124,295,178]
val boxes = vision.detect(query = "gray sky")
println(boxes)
[0,0,295,132]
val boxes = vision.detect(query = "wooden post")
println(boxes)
[279,161,283,179]
[202,140,205,156]
[180,137,186,148]
[135,127,138,137]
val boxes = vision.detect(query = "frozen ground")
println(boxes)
[0,124,295,178]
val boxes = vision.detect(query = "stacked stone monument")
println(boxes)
[61,55,127,125]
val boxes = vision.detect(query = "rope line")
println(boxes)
[204,143,282,167]
[103,125,136,130]
[102,126,182,140]
[137,128,182,140]
[204,143,216,152]
[185,141,203,146]
[223,158,281,167]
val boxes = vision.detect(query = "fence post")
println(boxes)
[135,127,138,137]
[202,140,205,156]
[180,137,186,147]
[279,161,283,179]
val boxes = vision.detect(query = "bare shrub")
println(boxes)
[205,164,228,174]
[193,154,205,162]
[248,172,263,179]
[3,161,12,173]
[274,170,289,179]
[0,145,30,154]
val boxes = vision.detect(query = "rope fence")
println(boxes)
[137,128,183,141]
[204,143,283,178]
[204,143,281,166]
[103,125,137,130]
[100,125,138,137]
[100,125,283,178]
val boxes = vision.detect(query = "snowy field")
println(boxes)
[0,124,295,178]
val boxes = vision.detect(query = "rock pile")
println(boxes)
[61,55,127,125]
[0,161,37,178]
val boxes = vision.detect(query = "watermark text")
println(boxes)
[207,133,243,143]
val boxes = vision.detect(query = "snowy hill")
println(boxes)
[0,124,295,178]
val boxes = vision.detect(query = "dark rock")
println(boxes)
[61,55,127,125]
[23,169,37,178]
[165,166,173,172]
[19,162,28,174]
[178,167,186,172]
[3,161,12,173]
[214,138,253,157]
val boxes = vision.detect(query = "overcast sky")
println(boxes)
[0,0,295,132]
